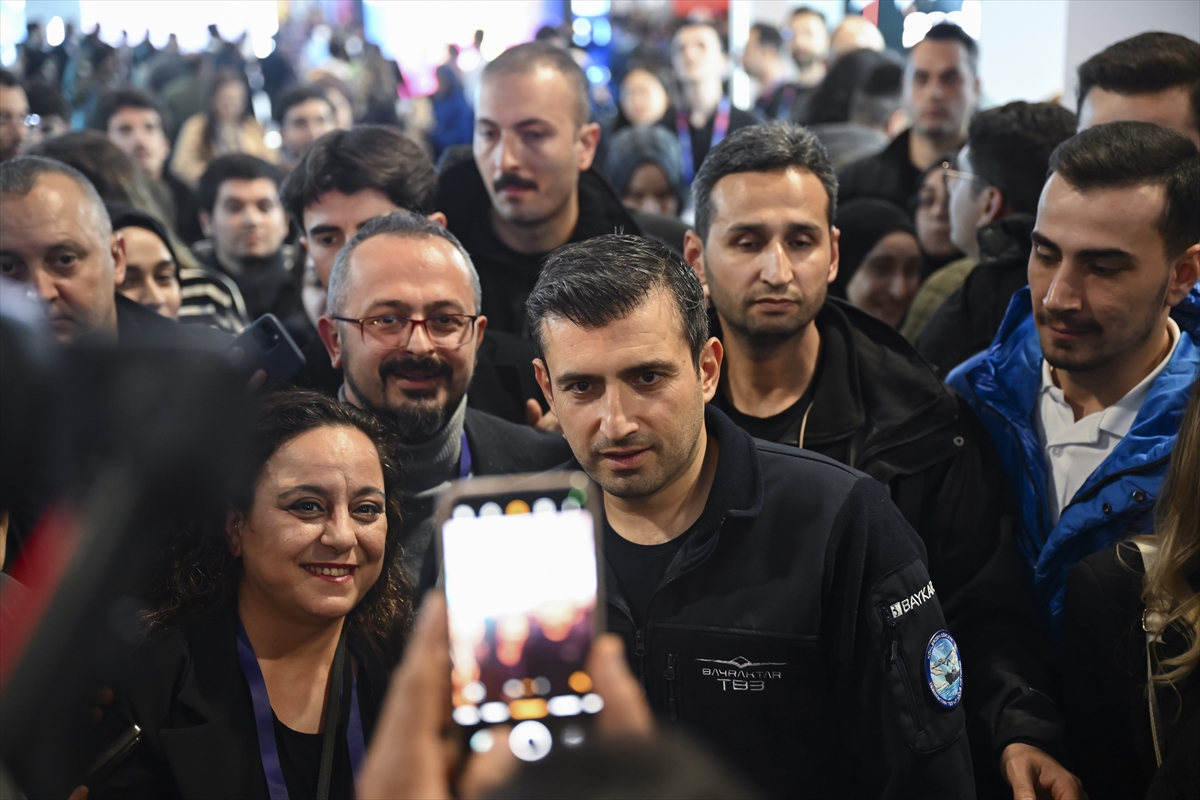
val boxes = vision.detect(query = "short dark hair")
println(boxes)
[197,154,281,214]
[967,101,1077,215]
[851,61,903,129]
[914,23,978,77]
[25,80,69,121]
[527,235,709,367]
[279,126,437,227]
[0,155,110,235]
[693,122,837,241]
[1049,121,1200,260]
[1076,32,1200,133]
[0,68,19,89]
[93,87,166,132]
[791,6,827,25]
[482,41,590,127]
[750,23,784,52]
[274,84,334,124]
[673,21,727,55]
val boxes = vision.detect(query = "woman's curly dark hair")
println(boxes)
[145,390,412,658]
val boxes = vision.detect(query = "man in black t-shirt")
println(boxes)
[685,122,1083,800]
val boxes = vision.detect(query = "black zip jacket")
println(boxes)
[599,406,975,798]
[712,299,1063,794]
[435,160,640,335]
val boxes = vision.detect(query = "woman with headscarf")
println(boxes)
[604,125,687,218]
[831,198,922,328]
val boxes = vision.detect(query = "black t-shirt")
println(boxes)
[686,104,760,177]
[604,523,692,629]
[710,356,822,446]
[272,712,355,800]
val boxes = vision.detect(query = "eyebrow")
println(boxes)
[307,224,344,237]
[1030,231,1060,252]
[555,359,679,387]
[278,484,386,499]
[1032,231,1137,263]
[477,116,552,129]
[725,222,824,237]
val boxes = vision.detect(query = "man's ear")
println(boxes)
[683,229,710,302]
[827,226,840,286]
[427,211,448,227]
[473,314,488,347]
[225,509,245,558]
[110,231,127,287]
[317,316,343,369]
[199,209,213,239]
[699,337,723,403]
[979,186,1007,227]
[1167,243,1200,306]
[577,122,602,172]
[533,357,556,417]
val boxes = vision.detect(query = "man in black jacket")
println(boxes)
[319,211,570,583]
[684,123,1081,799]
[527,234,974,798]
[435,41,641,336]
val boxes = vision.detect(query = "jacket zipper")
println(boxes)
[880,605,924,733]
[665,653,679,721]
[634,629,647,690]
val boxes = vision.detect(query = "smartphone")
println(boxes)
[84,724,141,788]
[228,313,306,384]
[435,471,604,763]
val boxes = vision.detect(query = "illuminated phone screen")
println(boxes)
[442,489,601,742]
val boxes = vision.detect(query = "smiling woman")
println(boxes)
[101,390,412,798]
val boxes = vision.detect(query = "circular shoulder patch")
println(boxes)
[925,630,963,708]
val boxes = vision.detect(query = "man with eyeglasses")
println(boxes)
[0,70,30,162]
[318,210,571,582]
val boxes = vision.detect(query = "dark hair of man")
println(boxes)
[693,122,838,242]
[673,20,727,55]
[527,234,709,367]
[915,23,979,77]
[27,131,166,223]
[93,86,167,131]
[807,48,896,125]
[197,153,281,215]
[0,68,19,88]
[481,41,590,128]
[791,6,827,25]
[0,154,111,235]
[967,101,1077,215]
[750,23,784,52]
[1076,32,1200,132]
[851,61,903,129]
[1049,121,1200,260]
[26,80,70,121]
[143,389,412,659]
[326,209,481,316]
[274,83,333,124]
[279,126,436,226]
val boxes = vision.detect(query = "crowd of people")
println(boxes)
[0,7,1198,800]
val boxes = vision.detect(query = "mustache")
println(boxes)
[493,173,538,193]
[379,356,453,381]
[593,434,656,454]
[1035,308,1102,334]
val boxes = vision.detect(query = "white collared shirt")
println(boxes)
[1037,318,1180,524]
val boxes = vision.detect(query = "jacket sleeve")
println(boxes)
[826,475,976,799]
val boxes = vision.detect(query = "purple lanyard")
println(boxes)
[459,430,472,479]
[236,619,366,800]
[677,95,731,185]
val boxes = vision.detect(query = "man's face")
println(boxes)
[788,12,829,69]
[107,107,171,179]
[201,178,289,264]
[319,235,486,441]
[1078,86,1199,147]
[0,173,125,342]
[0,84,30,161]
[741,29,768,81]
[534,288,720,500]
[672,25,726,86]
[474,67,599,228]
[117,225,181,319]
[688,168,838,344]
[302,188,401,289]
[1028,172,1199,374]
[905,40,979,142]
[947,145,991,258]
[282,98,336,159]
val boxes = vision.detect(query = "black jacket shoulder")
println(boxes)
[464,407,573,475]
[836,128,921,211]
[116,293,232,351]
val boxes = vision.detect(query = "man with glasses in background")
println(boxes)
[318,210,570,582]
[0,70,30,162]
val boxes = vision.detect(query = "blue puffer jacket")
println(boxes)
[948,284,1200,634]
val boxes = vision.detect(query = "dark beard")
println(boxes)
[346,356,462,443]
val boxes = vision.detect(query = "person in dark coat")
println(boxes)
[685,123,1074,798]
[98,392,412,798]
[1062,379,1200,800]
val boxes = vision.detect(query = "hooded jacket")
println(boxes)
[947,285,1200,633]
[597,406,974,798]
[436,160,640,335]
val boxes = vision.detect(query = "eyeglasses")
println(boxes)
[331,312,480,349]
[940,161,982,193]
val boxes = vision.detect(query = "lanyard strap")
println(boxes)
[236,619,366,800]
[459,430,472,479]
[677,95,731,185]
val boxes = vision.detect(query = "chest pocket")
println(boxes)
[868,557,966,754]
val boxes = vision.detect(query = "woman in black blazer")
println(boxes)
[98,391,412,799]
[1063,381,1200,800]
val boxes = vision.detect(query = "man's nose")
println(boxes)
[32,268,59,301]
[1043,263,1084,312]
[496,132,521,175]
[760,241,794,286]
[598,386,639,443]
[402,320,438,356]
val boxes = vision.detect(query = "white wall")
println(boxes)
[978,1,1068,107]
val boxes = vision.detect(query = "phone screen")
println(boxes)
[439,475,602,761]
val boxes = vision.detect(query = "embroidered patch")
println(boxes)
[925,630,963,708]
